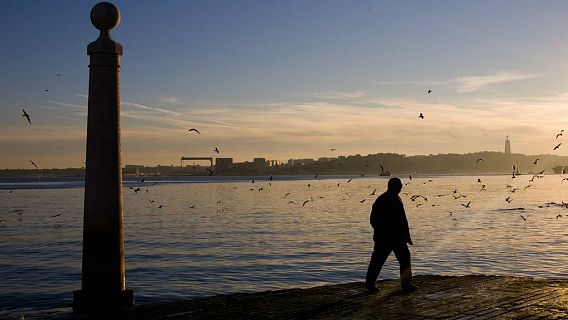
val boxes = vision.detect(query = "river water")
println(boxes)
[0,174,567,315]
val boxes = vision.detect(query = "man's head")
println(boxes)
[387,177,403,194]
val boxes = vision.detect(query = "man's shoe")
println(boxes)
[402,283,418,293]
[365,284,379,293]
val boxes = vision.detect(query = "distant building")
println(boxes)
[253,157,267,169]
[317,157,336,162]
[124,164,144,170]
[287,158,315,166]
[215,158,233,171]
[505,136,511,154]
[267,160,282,166]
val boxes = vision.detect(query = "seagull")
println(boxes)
[533,158,539,165]
[214,147,220,154]
[480,185,486,191]
[427,89,432,94]
[524,185,532,190]
[359,199,366,203]
[158,205,163,209]
[347,179,352,183]
[418,113,424,119]
[556,214,562,219]
[206,168,214,175]
[408,174,412,181]
[189,204,195,208]
[51,213,62,218]
[553,143,562,150]
[477,178,482,183]
[288,200,295,204]
[134,188,141,193]
[22,109,31,124]
[461,201,471,208]
[302,200,310,207]
[284,192,291,198]
[330,148,337,151]
[476,158,484,164]
[29,160,38,169]
[314,174,319,179]
[188,128,200,134]
[370,188,376,195]
[149,200,155,203]
[538,170,546,175]
[505,197,512,203]
[520,215,526,221]
[556,133,563,139]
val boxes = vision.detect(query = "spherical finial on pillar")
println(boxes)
[90,2,120,31]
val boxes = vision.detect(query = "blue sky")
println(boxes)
[1,1,568,168]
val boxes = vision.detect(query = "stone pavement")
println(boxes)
[18,275,568,319]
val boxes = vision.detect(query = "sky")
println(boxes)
[1,0,568,169]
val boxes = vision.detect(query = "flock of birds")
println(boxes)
[6,89,567,226]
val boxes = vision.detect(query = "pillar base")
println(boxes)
[73,289,134,313]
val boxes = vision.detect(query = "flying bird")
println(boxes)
[476,158,484,164]
[477,178,482,183]
[22,109,31,124]
[370,188,376,195]
[520,215,526,221]
[29,160,38,169]
[533,158,539,165]
[158,205,163,209]
[553,143,562,150]
[188,128,200,134]
[284,192,291,198]
[427,90,432,94]
[505,197,512,203]
[189,204,195,208]
[206,168,214,175]
[214,147,220,154]
[557,214,563,219]
[51,213,62,218]
[479,185,486,191]
[359,199,366,203]
[347,179,353,183]
[408,174,412,181]
[330,148,337,151]
[461,201,471,208]
[302,200,310,207]
[556,133,563,139]
[418,113,424,119]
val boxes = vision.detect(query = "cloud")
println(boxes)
[374,71,543,93]
[121,102,180,115]
[456,71,543,93]
[162,96,184,105]
[309,90,368,99]
[45,100,87,110]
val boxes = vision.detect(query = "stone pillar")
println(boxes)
[73,2,133,313]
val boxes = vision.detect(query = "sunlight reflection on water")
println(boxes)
[0,175,567,313]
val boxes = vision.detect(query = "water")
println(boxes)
[1,175,567,315]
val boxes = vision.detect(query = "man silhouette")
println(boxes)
[365,177,417,293]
